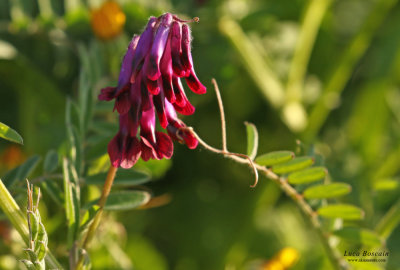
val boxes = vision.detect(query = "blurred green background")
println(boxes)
[1,0,400,269]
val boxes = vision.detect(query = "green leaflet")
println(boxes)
[333,227,382,247]
[0,122,23,144]
[244,122,258,160]
[3,155,41,187]
[288,166,327,184]
[255,151,294,166]
[43,150,59,174]
[318,204,364,220]
[272,156,314,174]
[85,191,151,211]
[303,183,351,199]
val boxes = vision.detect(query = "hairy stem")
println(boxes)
[76,165,117,269]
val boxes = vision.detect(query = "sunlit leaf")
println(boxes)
[303,183,351,199]
[272,156,314,174]
[244,122,258,160]
[85,169,150,186]
[0,122,23,144]
[43,150,59,173]
[288,166,326,184]
[373,179,399,191]
[3,155,41,187]
[255,151,294,166]
[333,227,382,247]
[318,204,364,220]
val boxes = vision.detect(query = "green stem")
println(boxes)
[304,0,398,141]
[219,17,285,108]
[375,199,400,240]
[286,0,332,102]
[76,165,118,270]
[0,179,63,269]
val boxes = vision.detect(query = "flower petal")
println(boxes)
[120,136,141,168]
[153,82,168,128]
[115,35,140,95]
[140,136,157,161]
[108,133,123,167]
[114,91,131,115]
[155,131,173,159]
[146,13,173,81]
[180,24,193,72]
[185,70,207,94]
[99,86,117,101]
[170,21,186,77]
[131,17,157,82]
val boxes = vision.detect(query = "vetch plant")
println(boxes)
[0,3,399,270]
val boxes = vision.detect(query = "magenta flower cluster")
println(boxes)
[99,13,206,168]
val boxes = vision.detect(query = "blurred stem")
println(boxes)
[9,0,28,23]
[37,0,54,19]
[286,0,332,102]
[76,165,117,269]
[0,179,63,269]
[375,199,400,240]
[65,0,83,13]
[304,0,398,141]
[219,17,285,108]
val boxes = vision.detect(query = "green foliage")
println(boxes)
[86,191,151,211]
[271,156,314,174]
[43,150,59,174]
[287,167,327,184]
[303,183,352,199]
[85,169,150,186]
[0,122,23,144]
[333,228,383,247]
[244,122,258,160]
[255,151,294,166]
[318,204,365,220]
[3,156,41,187]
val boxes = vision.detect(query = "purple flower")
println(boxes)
[99,13,206,168]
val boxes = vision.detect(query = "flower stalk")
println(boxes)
[76,165,118,269]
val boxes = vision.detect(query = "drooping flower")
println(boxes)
[100,13,206,168]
